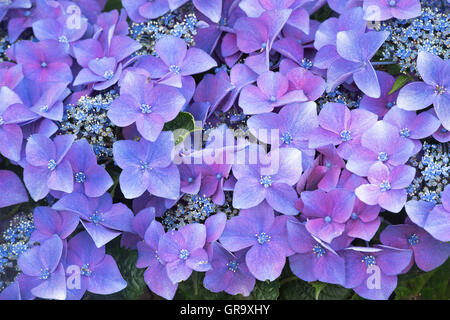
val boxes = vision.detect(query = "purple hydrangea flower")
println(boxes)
[65,139,113,198]
[405,185,450,242]
[287,219,345,285]
[301,188,356,243]
[0,86,36,161]
[355,162,415,213]
[136,219,178,300]
[158,223,211,283]
[219,202,293,281]
[342,246,412,300]
[383,106,441,154]
[29,207,79,243]
[108,77,186,142]
[232,147,302,215]
[309,102,378,159]
[380,221,450,272]
[122,0,170,22]
[52,192,134,248]
[397,51,450,130]
[17,235,66,300]
[23,134,75,201]
[13,40,73,83]
[363,0,421,21]
[239,70,307,114]
[66,231,127,300]
[203,242,255,296]
[136,35,217,88]
[72,36,142,90]
[113,131,180,200]
[346,121,415,177]
[327,30,390,98]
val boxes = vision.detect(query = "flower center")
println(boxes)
[103,70,114,80]
[227,260,239,272]
[313,244,326,257]
[140,104,152,114]
[41,62,48,68]
[378,152,388,162]
[351,212,358,220]
[400,128,411,137]
[80,263,92,277]
[389,0,396,6]
[386,102,394,109]
[47,159,57,171]
[139,160,152,171]
[58,36,69,44]
[40,268,51,280]
[269,95,276,102]
[179,249,190,260]
[75,172,86,183]
[408,233,420,246]
[340,129,352,142]
[89,211,104,225]
[324,216,332,223]
[260,175,272,188]
[216,173,222,179]
[434,85,446,95]
[256,232,271,244]
[280,132,293,145]
[380,180,391,192]
[40,105,49,113]
[169,65,180,74]
[362,255,376,267]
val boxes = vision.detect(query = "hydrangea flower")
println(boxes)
[287,219,346,285]
[29,207,79,243]
[158,223,211,283]
[405,185,450,242]
[232,147,302,215]
[72,36,141,90]
[113,132,180,200]
[52,192,134,247]
[17,235,66,300]
[359,71,399,117]
[220,203,293,281]
[301,188,356,243]
[66,232,127,300]
[355,162,416,213]
[327,30,390,98]
[380,221,450,272]
[203,242,255,296]
[108,75,186,142]
[136,220,178,300]
[13,40,73,83]
[309,102,378,159]
[342,246,412,300]
[363,0,422,21]
[239,71,307,114]
[23,134,75,201]
[0,86,35,161]
[346,121,415,177]
[397,51,450,130]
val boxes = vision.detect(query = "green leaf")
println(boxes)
[388,74,413,95]
[279,277,352,300]
[108,246,147,300]
[174,272,241,300]
[163,112,199,145]
[251,280,280,300]
[105,0,123,11]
